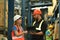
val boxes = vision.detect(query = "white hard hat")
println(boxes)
[14,15,21,22]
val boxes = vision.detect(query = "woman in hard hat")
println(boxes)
[30,9,47,40]
[45,24,54,40]
[11,15,27,40]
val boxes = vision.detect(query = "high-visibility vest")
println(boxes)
[33,20,44,30]
[11,25,24,40]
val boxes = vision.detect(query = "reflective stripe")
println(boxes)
[12,36,23,39]
[36,20,44,30]
[33,21,36,26]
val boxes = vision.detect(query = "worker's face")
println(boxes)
[16,18,22,24]
[49,28,53,31]
[48,27,53,31]
[33,15,38,20]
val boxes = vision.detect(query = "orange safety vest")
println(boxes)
[11,25,25,40]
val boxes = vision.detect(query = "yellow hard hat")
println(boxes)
[48,24,54,29]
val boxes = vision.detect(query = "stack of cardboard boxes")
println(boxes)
[0,0,4,27]
[0,0,8,28]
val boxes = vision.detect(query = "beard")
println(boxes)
[34,18,38,21]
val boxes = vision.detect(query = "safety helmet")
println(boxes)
[33,9,42,16]
[14,15,21,22]
[48,24,54,29]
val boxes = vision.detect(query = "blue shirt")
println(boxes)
[12,26,17,31]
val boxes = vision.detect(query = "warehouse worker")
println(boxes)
[30,9,47,40]
[46,24,54,40]
[11,15,27,40]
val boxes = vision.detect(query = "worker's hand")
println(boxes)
[35,31,43,35]
[39,31,43,35]
[30,32,33,34]
[23,31,28,34]
[30,31,35,34]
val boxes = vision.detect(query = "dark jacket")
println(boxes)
[31,19,47,40]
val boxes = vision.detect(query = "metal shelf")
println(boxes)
[31,2,53,8]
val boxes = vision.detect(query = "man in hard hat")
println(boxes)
[11,15,27,40]
[30,9,47,40]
